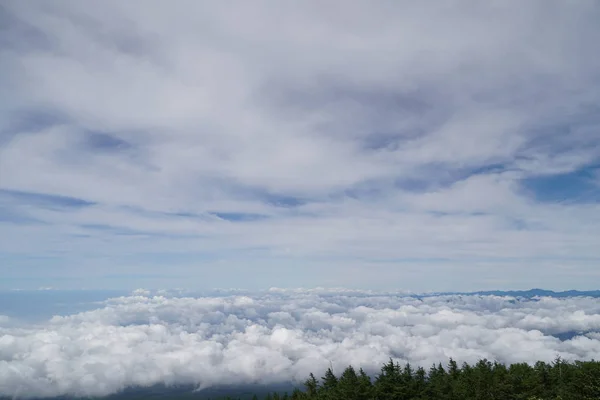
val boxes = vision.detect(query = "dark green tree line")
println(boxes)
[255,356,600,400]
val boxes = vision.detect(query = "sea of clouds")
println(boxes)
[1,289,600,398]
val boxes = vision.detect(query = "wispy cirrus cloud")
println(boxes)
[0,1,599,290]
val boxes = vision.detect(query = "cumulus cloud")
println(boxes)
[1,291,600,398]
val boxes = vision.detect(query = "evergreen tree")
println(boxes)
[375,359,402,400]
[401,362,415,398]
[533,360,552,399]
[322,368,338,389]
[319,368,338,399]
[490,361,511,399]
[357,368,373,400]
[455,362,473,400]
[473,359,493,399]
[235,357,600,400]
[414,366,427,399]
[303,373,319,397]
[290,387,305,400]
[551,355,566,399]
[447,358,461,400]
[337,366,360,400]
[573,360,600,399]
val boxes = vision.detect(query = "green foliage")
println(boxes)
[257,357,600,400]
[94,357,600,400]
[337,366,359,400]
[303,373,319,397]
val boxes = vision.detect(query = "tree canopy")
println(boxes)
[253,357,600,400]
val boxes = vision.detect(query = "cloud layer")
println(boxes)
[0,1,600,290]
[1,291,600,398]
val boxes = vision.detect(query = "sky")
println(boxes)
[2,289,600,398]
[1,1,600,291]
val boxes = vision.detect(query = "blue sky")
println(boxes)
[1,1,600,291]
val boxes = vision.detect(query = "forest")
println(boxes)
[219,357,600,400]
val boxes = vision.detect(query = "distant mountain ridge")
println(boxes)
[450,288,600,298]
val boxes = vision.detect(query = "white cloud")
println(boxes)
[1,291,600,398]
[0,1,599,289]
